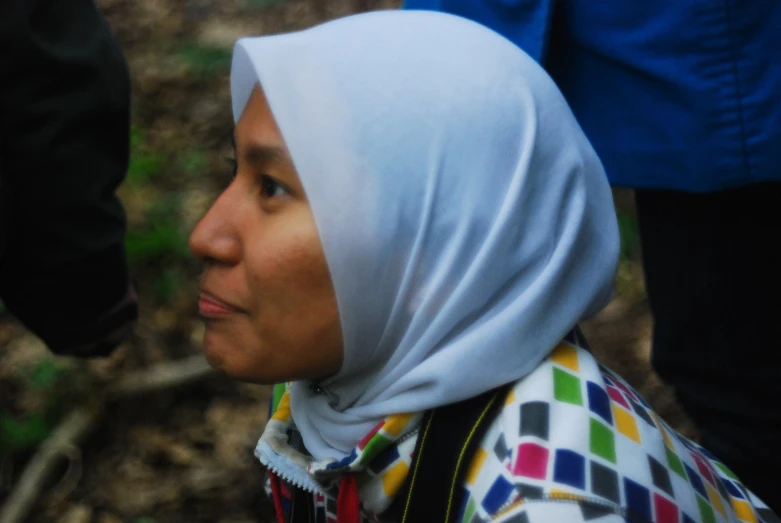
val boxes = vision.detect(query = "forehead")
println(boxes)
[234,86,284,146]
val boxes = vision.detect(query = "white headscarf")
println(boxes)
[231,11,619,461]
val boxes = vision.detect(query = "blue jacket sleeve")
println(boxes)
[402,0,554,62]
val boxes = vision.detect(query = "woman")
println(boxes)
[189,11,775,523]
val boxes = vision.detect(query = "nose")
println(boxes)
[189,184,242,266]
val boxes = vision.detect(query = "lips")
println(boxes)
[198,290,245,318]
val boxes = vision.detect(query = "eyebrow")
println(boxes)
[232,133,291,166]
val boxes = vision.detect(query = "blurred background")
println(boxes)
[0,0,694,521]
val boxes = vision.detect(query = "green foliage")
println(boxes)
[22,360,61,391]
[0,361,66,454]
[127,127,164,186]
[124,189,190,304]
[125,176,189,271]
[176,43,232,78]
[0,412,53,453]
[130,126,144,150]
[178,149,209,178]
[135,518,157,523]
[617,212,640,261]
[124,125,195,305]
[153,268,184,304]
[128,152,164,185]
[125,224,189,265]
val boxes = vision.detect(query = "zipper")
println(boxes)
[265,461,320,494]
[256,438,325,495]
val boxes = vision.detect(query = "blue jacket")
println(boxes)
[403,0,781,192]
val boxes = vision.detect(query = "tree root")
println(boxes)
[0,356,215,523]
[107,355,214,399]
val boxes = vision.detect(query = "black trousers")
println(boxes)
[636,183,781,511]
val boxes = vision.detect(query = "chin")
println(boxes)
[202,344,275,384]
[202,329,254,380]
[203,346,230,375]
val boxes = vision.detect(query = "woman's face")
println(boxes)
[189,86,343,383]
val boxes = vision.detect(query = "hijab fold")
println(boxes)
[231,11,620,460]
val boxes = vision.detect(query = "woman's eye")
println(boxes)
[259,174,289,199]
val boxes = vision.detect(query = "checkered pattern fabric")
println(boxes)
[262,384,421,520]
[461,343,775,523]
[260,343,776,523]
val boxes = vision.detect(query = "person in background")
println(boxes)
[190,11,776,521]
[0,0,137,357]
[402,0,781,510]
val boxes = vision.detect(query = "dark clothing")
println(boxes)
[636,183,781,512]
[0,0,136,356]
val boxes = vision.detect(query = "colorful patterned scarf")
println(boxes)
[257,383,422,517]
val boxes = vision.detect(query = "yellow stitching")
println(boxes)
[401,412,436,523]
[445,392,501,522]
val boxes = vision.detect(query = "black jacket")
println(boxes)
[0,0,137,356]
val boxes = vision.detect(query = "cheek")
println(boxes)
[246,216,328,299]
[244,216,342,348]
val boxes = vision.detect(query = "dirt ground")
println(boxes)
[0,1,694,521]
